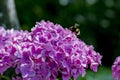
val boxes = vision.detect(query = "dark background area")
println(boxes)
[15,0,120,67]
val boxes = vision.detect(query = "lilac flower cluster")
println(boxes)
[0,20,102,80]
[112,56,120,80]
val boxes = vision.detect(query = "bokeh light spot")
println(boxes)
[100,19,110,28]
[59,0,69,6]
[74,14,86,24]
[105,9,115,18]
[104,0,114,7]
[86,0,97,5]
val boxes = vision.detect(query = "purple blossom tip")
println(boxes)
[112,56,120,80]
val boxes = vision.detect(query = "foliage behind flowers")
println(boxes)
[0,20,102,80]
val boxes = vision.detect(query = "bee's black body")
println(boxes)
[69,23,80,36]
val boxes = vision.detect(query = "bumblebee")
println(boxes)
[69,23,80,36]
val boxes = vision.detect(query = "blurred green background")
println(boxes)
[14,0,120,79]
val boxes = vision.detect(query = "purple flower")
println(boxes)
[20,63,35,78]
[0,20,102,80]
[112,56,120,80]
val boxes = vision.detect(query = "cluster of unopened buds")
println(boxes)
[0,20,102,80]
